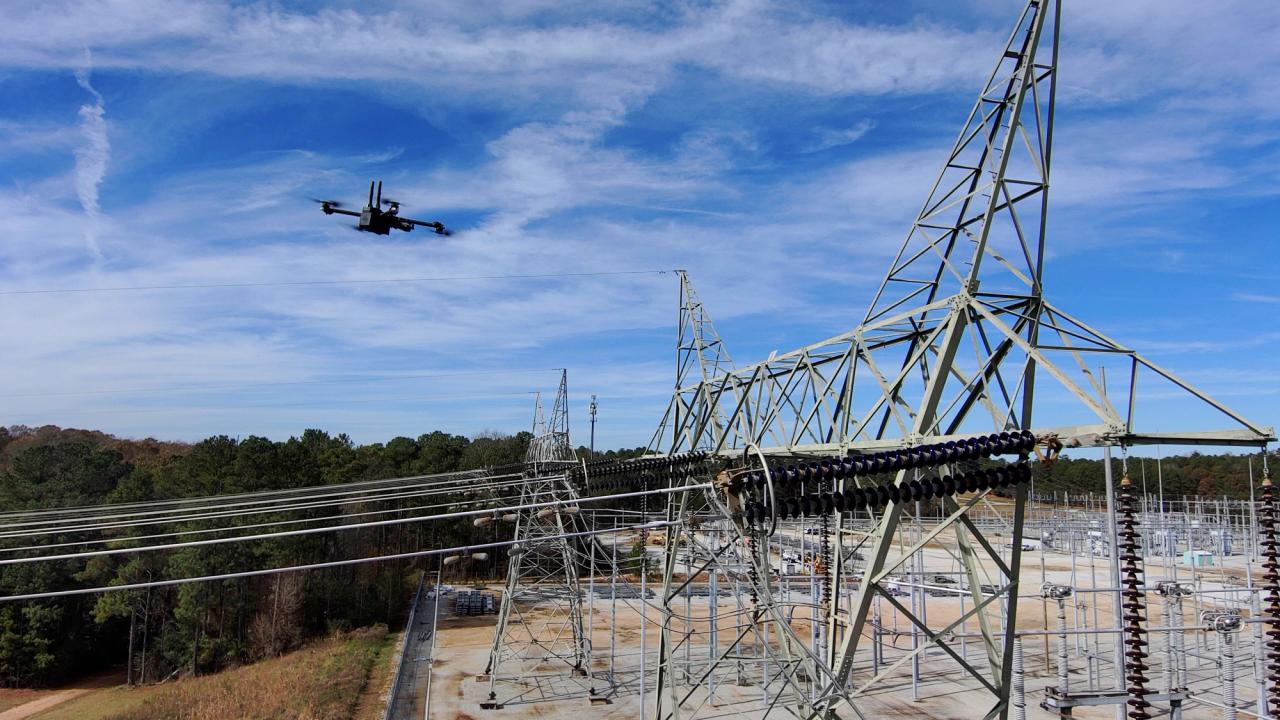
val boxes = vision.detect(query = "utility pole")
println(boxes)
[589,394,598,455]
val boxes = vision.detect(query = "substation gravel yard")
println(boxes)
[425,536,1264,720]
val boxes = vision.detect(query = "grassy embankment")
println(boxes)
[30,626,400,720]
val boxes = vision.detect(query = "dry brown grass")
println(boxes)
[350,630,401,720]
[90,626,391,720]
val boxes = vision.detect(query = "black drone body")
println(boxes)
[314,181,450,236]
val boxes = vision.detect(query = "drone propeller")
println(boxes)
[310,198,343,208]
[380,198,400,207]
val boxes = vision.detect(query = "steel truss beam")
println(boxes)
[647,1,1272,719]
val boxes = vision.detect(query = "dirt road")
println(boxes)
[0,674,121,720]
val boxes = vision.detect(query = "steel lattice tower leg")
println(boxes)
[484,373,589,707]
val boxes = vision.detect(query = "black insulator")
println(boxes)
[976,435,993,456]
[1019,429,1036,450]
[860,487,877,509]
[1117,476,1152,720]
[942,475,957,496]
[848,488,867,510]
[785,497,801,519]
[832,491,846,513]
[887,452,903,470]
[820,492,835,514]
[807,492,822,515]
[874,484,891,507]
[891,451,910,470]
[931,477,946,498]
[992,467,1012,489]
[908,480,925,501]
[799,495,813,517]
[853,487,870,510]
[903,449,922,468]
[1017,463,1033,484]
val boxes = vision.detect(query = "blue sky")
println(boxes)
[0,0,1275,452]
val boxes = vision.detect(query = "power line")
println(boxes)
[0,269,671,296]
[0,484,706,567]
[0,519,682,602]
[0,475,532,537]
[0,468,492,521]
[0,489,533,554]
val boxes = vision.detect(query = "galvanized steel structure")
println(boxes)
[647,1,1273,718]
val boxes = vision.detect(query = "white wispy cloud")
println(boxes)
[803,120,875,153]
[0,1,1275,445]
[1234,292,1280,304]
[0,1,996,100]
[72,49,109,262]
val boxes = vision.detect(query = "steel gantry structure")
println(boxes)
[484,371,592,707]
[649,1,1273,718]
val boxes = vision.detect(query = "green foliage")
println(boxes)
[1030,450,1278,500]
[0,425,536,687]
[7,421,1262,689]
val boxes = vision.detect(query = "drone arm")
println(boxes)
[326,207,361,218]
[403,217,451,235]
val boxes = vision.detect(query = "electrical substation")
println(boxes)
[2,1,1275,719]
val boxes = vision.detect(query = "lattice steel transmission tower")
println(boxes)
[484,370,590,707]
[648,0,1272,718]
[650,271,841,720]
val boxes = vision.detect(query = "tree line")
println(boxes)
[0,424,642,688]
[0,424,1268,687]
[1030,449,1276,500]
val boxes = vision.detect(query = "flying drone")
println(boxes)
[313,181,450,236]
